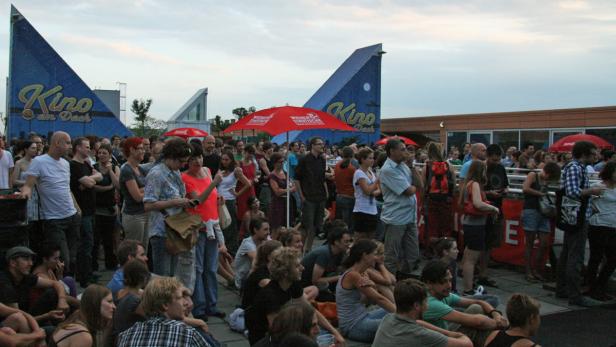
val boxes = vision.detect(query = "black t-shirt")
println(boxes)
[94,163,118,209]
[0,270,39,311]
[486,163,509,208]
[203,153,221,177]
[241,266,270,309]
[295,153,326,202]
[110,293,144,346]
[70,160,97,216]
[300,245,342,287]
[246,280,303,345]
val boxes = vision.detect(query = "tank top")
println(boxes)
[462,181,488,225]
[523,173,544,210]
[218,171,237,201]
[485,330,536,347]
[335,271,368,334]
[182,170,219,222]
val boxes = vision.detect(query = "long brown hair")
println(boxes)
[458,160,487,207]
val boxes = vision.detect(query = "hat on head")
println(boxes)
[5,246,36,261]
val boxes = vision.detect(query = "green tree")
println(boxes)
[232,106,256,120]
[211,115,234,133]
[131,98,153,136]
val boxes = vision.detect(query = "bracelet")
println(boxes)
[489,309,502,317]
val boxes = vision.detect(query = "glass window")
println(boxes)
[586,128,616,148]
[553,130,582,144]
[520,130,549,151]
[446,132,467,153]
[186,103,201,121]
[493,131,519,151]
[469,132,491,146]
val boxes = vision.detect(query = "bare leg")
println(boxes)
[2,312,31,334]
[534,233,550,279]
[462,248,480,292]
[303,285,319,301]
[525,231,537,277]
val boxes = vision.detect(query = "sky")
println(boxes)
[1,0,616,127]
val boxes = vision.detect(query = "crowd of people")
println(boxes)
[0,130,614,347]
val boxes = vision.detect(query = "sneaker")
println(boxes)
[474,285,487,295]
[568,296,603,307]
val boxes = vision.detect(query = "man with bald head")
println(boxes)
[458,143,487,180]
[202,135,220,176]
[20,131,78,273]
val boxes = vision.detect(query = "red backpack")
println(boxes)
[428,161,452,196]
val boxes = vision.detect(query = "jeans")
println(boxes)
[77,215,94,283]
[556,224,588,300]
[222,199,239,254]
[122,212,149,253]
[374,203,385,242]
[302,199,325,251]
[150,235,196,291]
[258,185,271,216]
[383,222,420,275]
[193,232,220,316]
[42,215,74,273]
[345,308,388,343]
[335,195,355,230]
[292,190,302,215]
[586,225,616,292]
[94,214,117,270]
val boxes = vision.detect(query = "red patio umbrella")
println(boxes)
[548,133,614,152]
[224,106,356,227]
[163,127,209,138]
[375,135,418,146]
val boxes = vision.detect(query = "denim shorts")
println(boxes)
[522,208,550,233]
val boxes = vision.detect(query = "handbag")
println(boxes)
[538,194,556,218]
[463,182,490,216]
[555,162,589,232]
[219,204,232,229]
[163,210,201,255]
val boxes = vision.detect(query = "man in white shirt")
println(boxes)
[0,136,15,189]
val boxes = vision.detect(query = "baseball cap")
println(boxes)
[5,246,36,261]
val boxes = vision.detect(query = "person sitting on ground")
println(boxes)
[421,260,508,347]
[253,301,320,347]
[106,240,149,299]
[240,197,266,240]
[0,303,46,347]
[0,246,69,325]
[300,223,353,301]
[31,242,79,308]
[234,217,270,290]
[50,285,115,347]
[246,247,344,346]
[365,241,396,303]
[336,239,396,343]
[117,277,210,346]
[372,278,472,347]
[242,240,283,309]
[278,229,319,301]
[181,287,220,347]
[484,294,542,347]
[108,259,150,346]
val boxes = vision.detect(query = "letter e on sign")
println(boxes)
[505,220,519,246]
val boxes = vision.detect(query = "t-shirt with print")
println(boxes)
[423,293,461,330]
[486,163,509,208]
[70,160,97,216]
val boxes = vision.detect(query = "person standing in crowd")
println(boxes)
[182,142,227,320]
[10,140,40,248]
[522,162,561,282]
[29,133,44,156]
[584,161,616,301]
[50,285,115,347]
[93,143,120,272]
[10,140,37,189]
[140,137,151,164]
[379,139,420,279]
[461,142,471,163]
[295,137,328,252]
[20,131,78,275]
[593,149,616,172]
[257,142,274,216]
[372,278,472,347]
[287,141,302,213]
[0,136,14,189]
[484,294,541,347]
[334,146,357,230]
[203,135,221,176]
[141,141,163,174]
[117,277,210,346]
[459,161,499,295]
[237,145,258,232]
[119,137,150,251]
[424,142,455,245]
[555,141,604,307]
[217,150,251,255]
[269,152,295,230]
[70,137,103,287]
[234,217,270,290]
[234,140,245,162]
[353,147,380,240]
[501,146,516,168]
[144,138,195,289]
[458,143,487,180]
[111,135,124,164]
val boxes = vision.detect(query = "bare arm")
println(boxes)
[471,182,498,212]
[234,168,252,196]
[10,163,24,188]
[347,271,396,312]
[522,172,543,197]
[311,264,340,286]
[258,158,271,177]
[19,175,38,199]
[357,176,379,195]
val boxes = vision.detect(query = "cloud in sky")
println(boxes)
[1,0,616,126]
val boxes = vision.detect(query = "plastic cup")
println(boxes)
[316,333,335,347]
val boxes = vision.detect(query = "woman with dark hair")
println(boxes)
[32,242,79,308]
[50,285,115,347]
[144,138,195,288]
[336,239,395,343]
[484,294,541,347]
[253,301,320,347]
[10,140,41,248]
[522,162,561,282]
[241,196,266,242]
[334,146,357,230]
[93,143,120,271]
[241,240,283,309]
[585,161,616,301]
[218,150,251,254]
[269,152,295,230]
[458,161,499,295]
[119,137,149,250]
[237,144,258,232]
[352,147,380,240]
[258,142,275,216]
[234,217,270,290]
[424,142,455,244]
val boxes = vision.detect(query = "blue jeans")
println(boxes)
[346,308,388,342]
[556,224,588,301]
[193,233,220,316]
[335,195,355,231]
[42,215,75,274]
[77,215,94,283]
[150,235,196,290]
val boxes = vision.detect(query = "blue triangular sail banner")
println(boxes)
[7,5,132,139]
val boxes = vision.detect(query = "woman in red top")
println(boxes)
[182,142,230,319]
[236,144,257,234]
[334,146,357,230]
